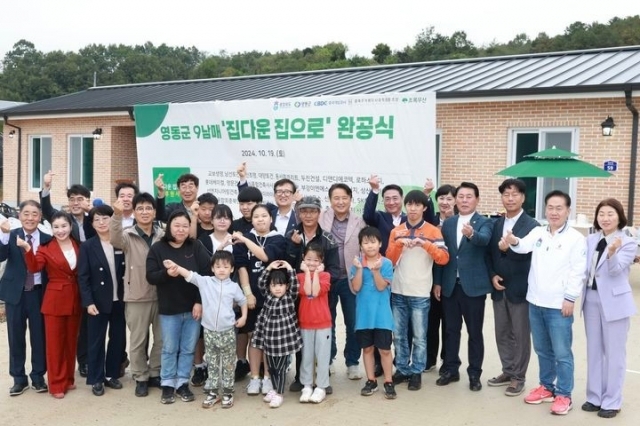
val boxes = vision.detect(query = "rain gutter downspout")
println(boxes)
[3,114,22,205]
[625,90,638,226]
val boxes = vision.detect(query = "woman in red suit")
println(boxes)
[19,211,81,398]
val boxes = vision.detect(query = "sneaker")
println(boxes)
[160,386,175,404]
[524,385,555,404]
[263,389,277,403]
[32,383,48,393]
[487,373,511,387]
[289,379,303,392]
[383,382,397,400]
[408,373,422,391]
[175,384,195,402]
[246,377,261,395]
[361,379,378,396]
[269,393,284,408]
[221,393,234,408]
[325,385,333,395]
[309,387,326,404]
[202,392,220,408]
[299,386,313,403]
[261,377,273,395]
[504,379,525,397]
[423,364,436,373]
[135,380,149,397]
[235,359,250,381]
[581,401,601,412]
[347,365,362,380]
[551,395,573,415]
[190,366,207,387]
[392,372,410,385]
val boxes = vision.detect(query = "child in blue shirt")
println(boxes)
[350,227,395,399]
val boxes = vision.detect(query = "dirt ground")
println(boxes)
[1,267,639,426]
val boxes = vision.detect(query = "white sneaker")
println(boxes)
[246,377,261,395]
[309,387,326,404]
[269,393,284,408]
[299,386,313,403]
[263,389,276,403]
[347,365,362,380]
[261,377,273,395]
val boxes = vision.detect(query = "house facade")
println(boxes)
[2,46,639,224]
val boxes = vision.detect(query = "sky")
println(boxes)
[0,0,637,60]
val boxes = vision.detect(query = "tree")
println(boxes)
[372,43,392,64]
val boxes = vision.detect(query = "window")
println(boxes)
[509,129,578,219]
[68,136,94,190]
[29,136,52,190]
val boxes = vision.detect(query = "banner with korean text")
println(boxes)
[133,92,436,213]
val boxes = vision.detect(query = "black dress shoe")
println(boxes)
[78,364,88,378]
[581,401,601,412]
[391,372,410,385]
[435,371,460,386]
[135,381,149,397]
[9,383,29,396]
[408,374,422,391]
[104,378,123,389]
[469,377,482,391]
[598,409,620,418]
[32,382,48,393]
[148,376,162,389]
[92,382,105,396]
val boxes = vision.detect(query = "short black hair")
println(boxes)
[435,184,456,199]
[273,178,297,193]
[212,204,233,220]
[404,189,429,206]
[358,226,382,245]
[177,173,199,188]
[115,182,139,197]
[161,211,192,243]
[133,192,156,209]
[67,184,90,199]
[238,186,263,203]
[88,204,114,222]
[303,242,324,260]
[455,182,479,198]
[198,193,218,206]
[498,179,526,194]
[328,183,352,198]
[545,190,571,207]
[51,211,74,227]
[212,250,234,267]
[269,269,289,286]
[381,184,403,198]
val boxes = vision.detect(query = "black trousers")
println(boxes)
[441,283,486,378]
[86,301,126,385]
[266,355,288,394]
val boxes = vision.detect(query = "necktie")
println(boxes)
[24,234,35,291]
[592,237,607,290]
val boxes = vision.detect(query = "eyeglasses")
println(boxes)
[275,189,293,196]
[135,206,155,212]
[68,196,86,204]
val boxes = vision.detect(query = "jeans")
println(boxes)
[529,304,574,397]
[392,293,429,375]
[159,313,201,389]
[330,278,360,367]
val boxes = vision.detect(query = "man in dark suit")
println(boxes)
[434,182,493,391]
[78,205,127,396]
[39,170,96,377]
[0,200,51,396]
[486,179,538,397]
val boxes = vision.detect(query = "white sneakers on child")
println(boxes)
[269,393,284,408]
[261,378,273,395]
[300,386,313,403]
[246,378,261,395]
[263,389,277,403]
[309,387,326,404]
[347,365,362,380]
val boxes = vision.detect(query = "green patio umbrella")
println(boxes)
[496,147,613,178]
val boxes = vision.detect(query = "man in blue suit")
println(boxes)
[0,200,51,396]
[434,182,493,392]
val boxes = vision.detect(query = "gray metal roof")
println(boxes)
[3,45,640,117]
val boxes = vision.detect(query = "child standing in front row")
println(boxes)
[163,251,247,409]
[251,260,301,408]
[297,243,332,404]
[350,227,396,399]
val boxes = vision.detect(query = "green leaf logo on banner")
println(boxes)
[134,104,170,138]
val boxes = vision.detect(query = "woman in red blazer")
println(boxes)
[19,211,81,398]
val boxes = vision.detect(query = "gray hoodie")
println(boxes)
[187,272,246,332]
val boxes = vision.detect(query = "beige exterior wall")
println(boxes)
[2,95,638,224]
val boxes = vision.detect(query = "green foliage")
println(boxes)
[0,15,638,103]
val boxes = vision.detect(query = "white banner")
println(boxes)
[134,92,436,213]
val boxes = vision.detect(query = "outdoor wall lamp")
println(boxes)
[8,130,16,138]
[601,116,615,136]
[92,128,103,140]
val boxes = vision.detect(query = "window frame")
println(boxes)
[67,134,94,191]
[28,135,53,191]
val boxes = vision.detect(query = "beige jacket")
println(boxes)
[110,215,164,303]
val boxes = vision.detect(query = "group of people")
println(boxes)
[0,165,637,418]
